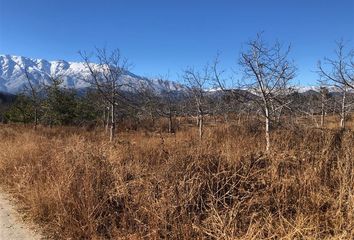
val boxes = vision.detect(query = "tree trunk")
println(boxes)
[340,90,346,129]
[105,106,110,133]
[110,103,115,142]
[34,108,38,130]
[311,111,319,128]
[198,114,203,141]
[103,107,106,129]
[276,107,283,124]
[265,106,270,152]
[168,112,173,133]
[224,113,228,124]
[321,101,325,127]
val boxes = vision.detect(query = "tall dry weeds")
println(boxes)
[0,123,353,239]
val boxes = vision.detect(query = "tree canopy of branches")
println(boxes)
[318,40,354,128]
[80,48,130,141]
[183,65,212,140]
[239,34,296,151]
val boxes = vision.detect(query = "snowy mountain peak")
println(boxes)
[0,54,184,94]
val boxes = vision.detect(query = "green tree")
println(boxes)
[5,94,34,123]
[42,78,77,126]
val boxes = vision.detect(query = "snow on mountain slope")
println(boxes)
[1,54,344,96]
[0,54,184,94]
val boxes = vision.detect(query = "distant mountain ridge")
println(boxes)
[0,54,347,97]
[0,54,184,94]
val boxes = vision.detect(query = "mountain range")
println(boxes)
[0,54,343,96]
[0,54,184,94]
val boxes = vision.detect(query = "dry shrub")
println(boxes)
[0,123,353,239]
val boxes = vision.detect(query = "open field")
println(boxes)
[1,0,353,238]
[0,117,353,239]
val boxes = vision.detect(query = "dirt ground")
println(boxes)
[0,191,42,240]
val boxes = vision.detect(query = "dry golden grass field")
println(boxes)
[0,117,353,239]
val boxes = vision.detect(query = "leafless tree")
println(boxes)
[16,64,43,129]
[127,75,181,133]
[212,54,259,125]
[318,40,354,128]
[80,48,130,141]
[183,65,211,140]
[158,77,180,133]
[239,34,296,151]
[319,86,330,127]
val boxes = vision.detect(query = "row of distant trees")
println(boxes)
[2,34,354,151]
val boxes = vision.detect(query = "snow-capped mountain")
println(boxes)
[294,85,344,93]
[0,54,184,94]
[1,54,347,97]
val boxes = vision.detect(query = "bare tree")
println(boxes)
[340,86,348,128]
[183,65,211,140]
[138,84,160,126]
[80,48,130,141]
[239,34,296,151]
[158,77,179,133]
[212,54,256,125]
[16,64,43,129]
[319,86,330,127]
[318,40,354,128]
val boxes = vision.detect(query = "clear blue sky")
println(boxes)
[0,0,353,85]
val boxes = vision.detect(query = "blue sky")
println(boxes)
[0,0,353,85]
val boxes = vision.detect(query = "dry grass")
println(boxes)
[0,120,353,239]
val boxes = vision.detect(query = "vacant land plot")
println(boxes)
[0,121,353,239]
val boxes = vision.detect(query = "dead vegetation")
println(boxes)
[0,119,353,239]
